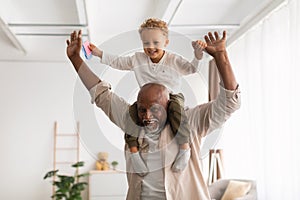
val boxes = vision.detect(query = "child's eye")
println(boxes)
[154,41,159,45]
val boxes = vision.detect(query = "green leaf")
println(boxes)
[58,175,75,183]
[74,196,82,200]
[111,161,118,166]
[53,181,71,190]
[71,182,88,191]
[43,170,59,179]
[51,193,67,199]
[76,172,90,178]
[69,194,82,200]
[71,161,84,168]
[44,162,88,199]
[56,188,69,194]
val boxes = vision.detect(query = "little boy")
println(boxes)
[89,18,207,173]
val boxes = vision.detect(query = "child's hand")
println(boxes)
[192,40,207,60]
[88,43,103,58]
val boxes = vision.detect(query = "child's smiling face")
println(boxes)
[140,28,169,63]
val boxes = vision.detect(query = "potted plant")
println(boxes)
[43,161,89,200]
[111,161,119,170]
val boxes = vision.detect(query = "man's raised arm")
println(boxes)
[66,30,100,90]
[204,31,238,90]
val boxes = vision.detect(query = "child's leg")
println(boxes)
[168,93,191,172]
[124,134,139,153]
[168,93,191,148]
[124,102,140,153]
[125,102,148,175]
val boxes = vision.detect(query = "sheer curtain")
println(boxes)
[220,0,300,199]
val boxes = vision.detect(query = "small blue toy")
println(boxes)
[82,40,92,60]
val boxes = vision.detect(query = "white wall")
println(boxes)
[0,61,98,200]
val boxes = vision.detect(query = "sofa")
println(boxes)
[208,179,257,200]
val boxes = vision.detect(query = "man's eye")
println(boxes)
[151,107,159,113]
[138,108,146,113]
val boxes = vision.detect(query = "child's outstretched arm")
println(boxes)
[88,43,134,71]
[192,40,207,60]
[89,43,103,58]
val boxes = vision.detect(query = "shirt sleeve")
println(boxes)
[89,81,129,131]
[172,53,200,75]
[101,52,134,71]
[187,84,241,137]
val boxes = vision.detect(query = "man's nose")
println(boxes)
[144,110,153,119]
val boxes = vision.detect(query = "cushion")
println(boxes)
[221,180,252,200]
[208,179,229,199]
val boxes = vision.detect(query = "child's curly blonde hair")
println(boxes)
[139,18,168,37]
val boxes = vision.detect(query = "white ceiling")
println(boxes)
[0,0,274,62]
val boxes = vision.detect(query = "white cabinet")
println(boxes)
[89,170,128,200]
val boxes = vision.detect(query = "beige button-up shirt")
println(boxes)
[90,81,241,200]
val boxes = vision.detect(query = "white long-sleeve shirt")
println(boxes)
[101,51,200,93]
[89,81,241,200]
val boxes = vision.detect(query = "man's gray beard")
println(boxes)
[145,126,163,141]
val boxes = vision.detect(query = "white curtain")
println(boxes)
[220,0,300,199]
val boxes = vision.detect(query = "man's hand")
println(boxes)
[192,40,207,60]
[204,31,227,57]
[204,30,237,90]
[66,30,82,59]
[66,30,101,90]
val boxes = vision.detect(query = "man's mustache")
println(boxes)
[142,118,159,125]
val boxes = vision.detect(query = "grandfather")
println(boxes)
[66,30,241,200]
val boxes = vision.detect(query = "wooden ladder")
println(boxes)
[53,121,80,194]
[208,149,224,185]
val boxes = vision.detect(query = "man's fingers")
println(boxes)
[208,32,215,42]
[204,30,226,43]
[77,30,82,45]
[222,30,227,40]
[66,40,70,45]
[71,30,82,41]
[70,31,75,42]
[204,35,211,44]
[214,31,219,40]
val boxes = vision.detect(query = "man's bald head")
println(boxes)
[137,83,169,134]
[138,83,169,109]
